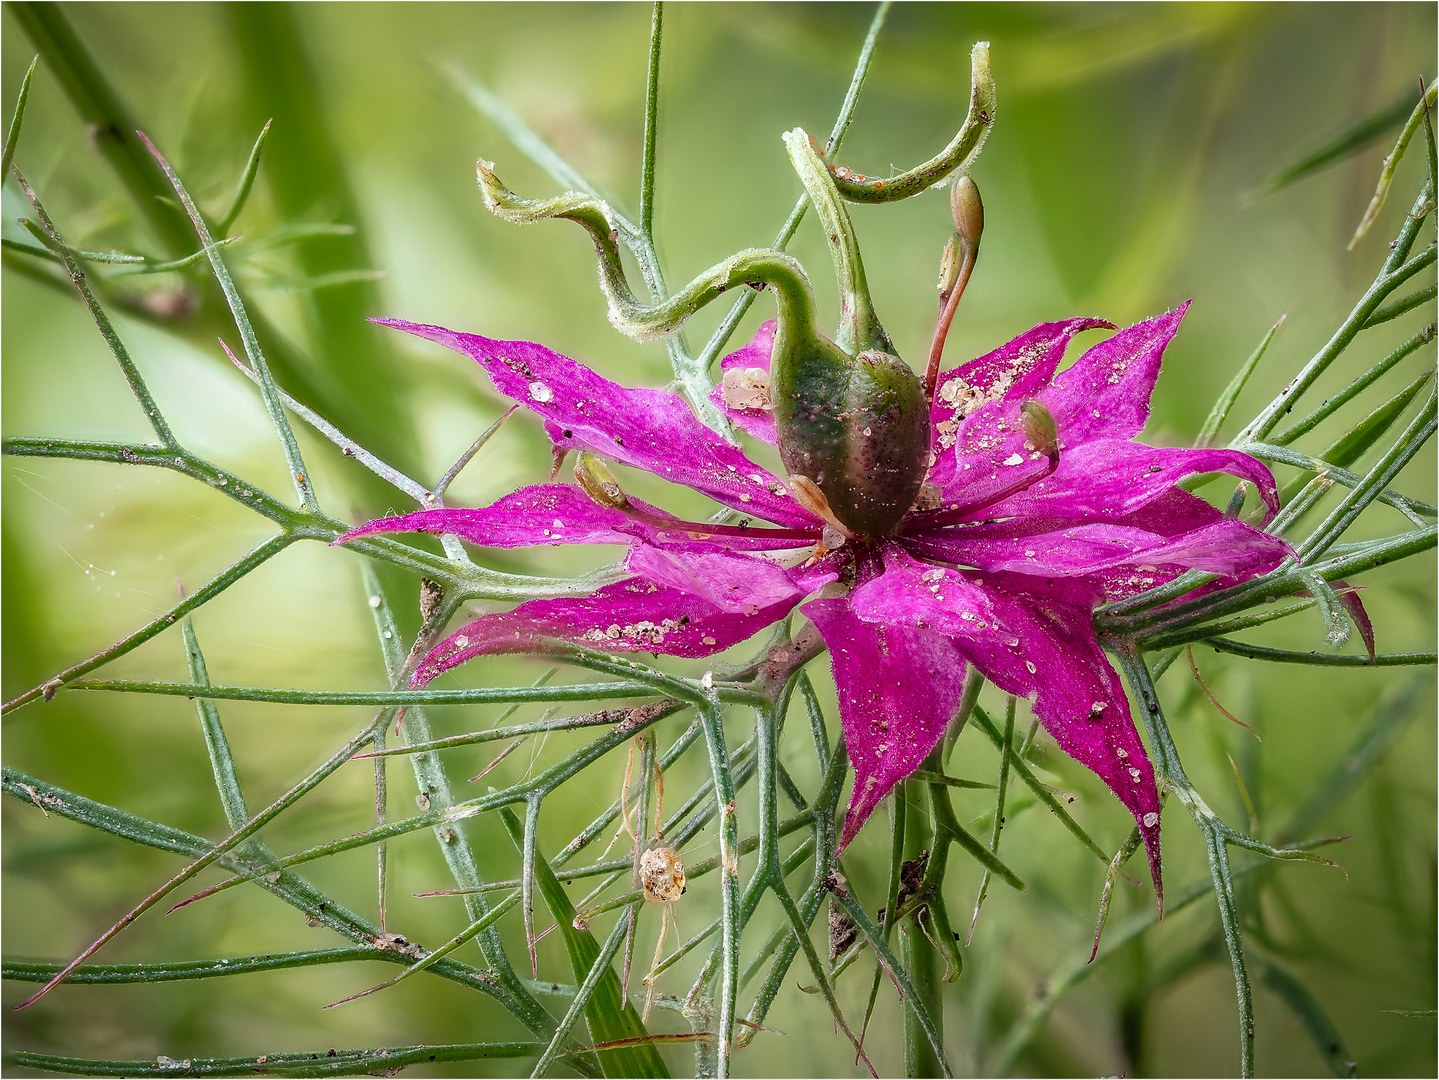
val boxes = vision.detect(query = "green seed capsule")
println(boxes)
[772,334,929,537]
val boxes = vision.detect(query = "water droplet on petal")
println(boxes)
[529,381,554,403]
[1142,812,1159,828]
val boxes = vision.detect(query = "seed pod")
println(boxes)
[951,175,984,253]
[772,334,930,537]
[639,846,686,902]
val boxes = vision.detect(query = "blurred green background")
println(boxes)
[3,3,1435,1076]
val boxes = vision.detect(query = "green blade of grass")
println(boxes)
[215,119,272,232]
[4,1043,543,1078]
[1351,83,1439,247]
[1253,93,1417,198]
[499,806,668,1079]
[1259,960,1359,1077]
[1196,315,1284,447]
[1,55,38,182]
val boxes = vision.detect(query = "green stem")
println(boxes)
[967,699,1015,942]
[693,696,740,1077]
[5,1043,544,1079]
[1294,391,1436,560]
[640,2,662,239]
[1351,83,1439,245]
[139,132,318,513]
[1100,525,1437,636]
[3,949,401,985]
[784,129,889,354]
[13,173,177,446]
[828,42,996,204]
[1240,188,1434,442]
[1196,315,1285,447]
[985,844,1329,1076]
[181,620,254,838]
[215,119,272,233]
[10,701,403,1009]
[1,435,605,598]
[1199,638,1436,666]
[694,0,891,372]
[478,163,819,347]
[8,3,195,256]
[970,705,1111,865]
[2,531,298,714]
[363,568,540,1019]
[1271,321,1435,446]
[0,768,574,1042]
[1362,283,1437,329]
[833,889,952,1077]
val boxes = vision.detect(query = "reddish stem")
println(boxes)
[924,247,976,404]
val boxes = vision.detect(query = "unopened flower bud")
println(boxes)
[950,175,983,254]
[1020,400,1058,459]
[574,451,628,509]
[937,234,963,297]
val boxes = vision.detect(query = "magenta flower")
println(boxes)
[340,306,1288,894]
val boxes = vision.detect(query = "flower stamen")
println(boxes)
[904,400,1061,531]
[574,451,822,543]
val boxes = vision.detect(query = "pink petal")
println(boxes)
[1037,306,1188,445]
[934,440,1280,524]
[1114,487,1228,535]
[624,545,833,614]
[803,589,970,852]
[709,320,778,444]
[932,317,1114,423]
[926,311,1227,522]
[928,318,1112,493]
[853,544,1164,893]
[375,319,814,527]
[412,574,807,686]
[907,519,1290,580]
[337,484,811,553]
